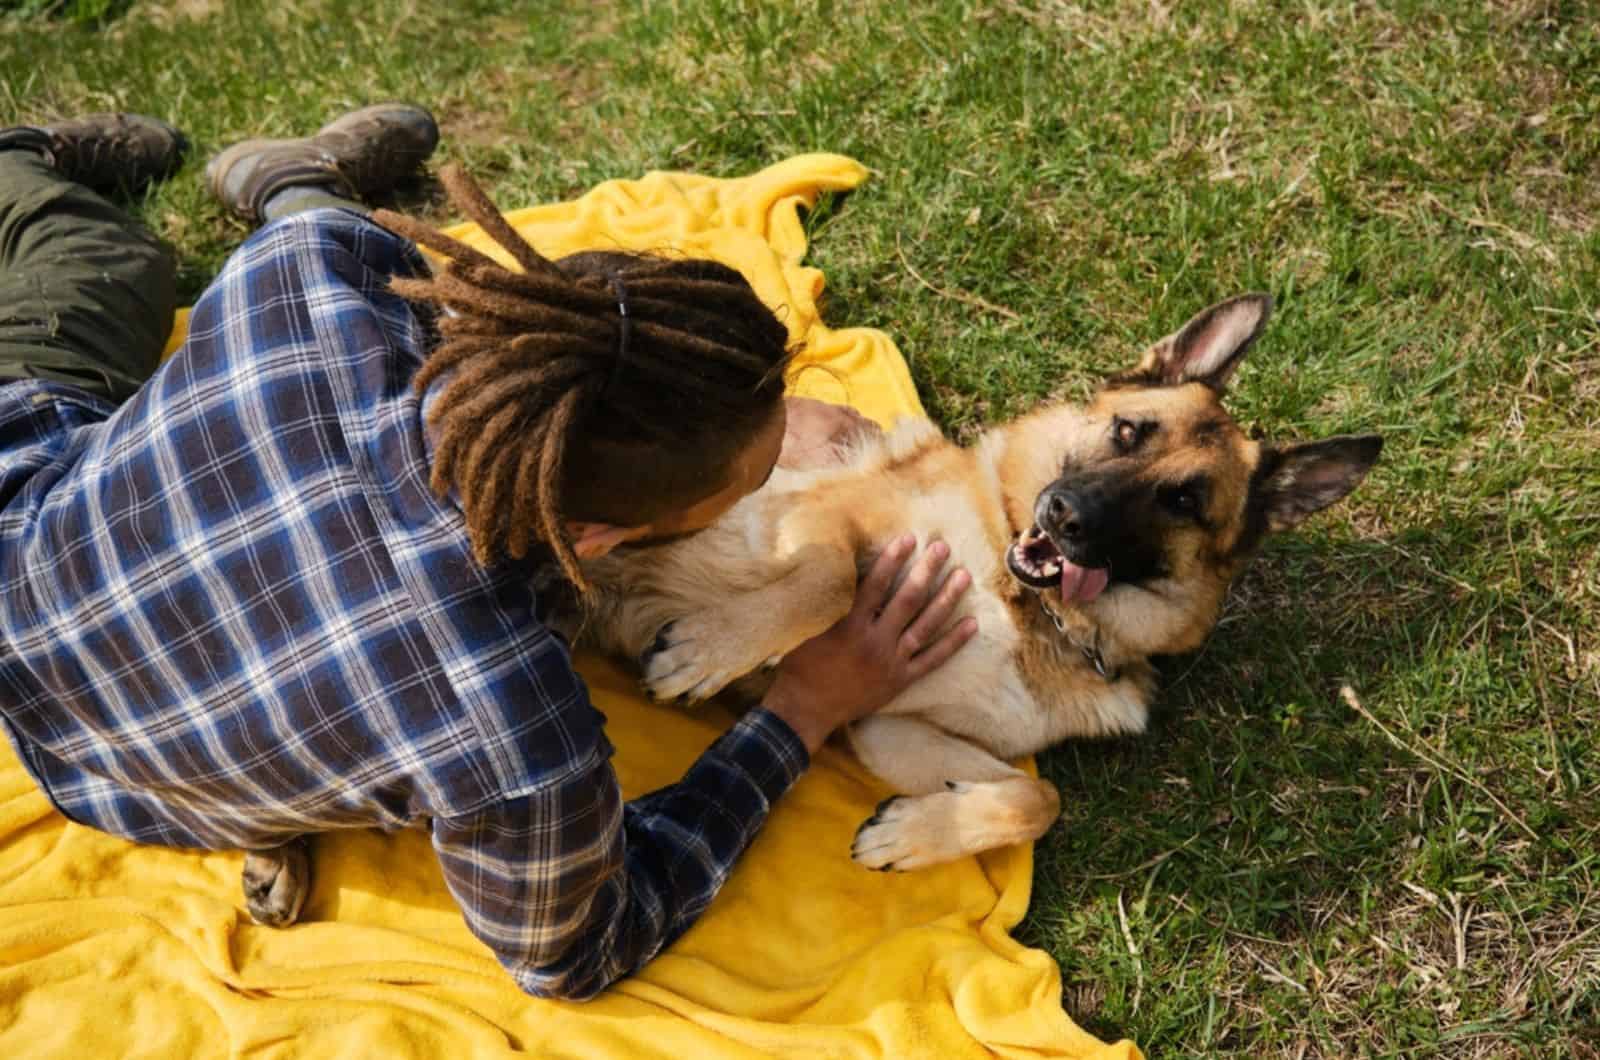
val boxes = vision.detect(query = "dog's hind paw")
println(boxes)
[639,616,756,703]
[639,623,675,672]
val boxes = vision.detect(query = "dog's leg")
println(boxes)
[848,715,1061,871]
[241,836,311,927]
[640,541,855,703]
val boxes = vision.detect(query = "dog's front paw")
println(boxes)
[850,789,967,872]
[851,777,1062,871]
[639,616,757,703]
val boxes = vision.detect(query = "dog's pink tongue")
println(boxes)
[1060,561,1110,603]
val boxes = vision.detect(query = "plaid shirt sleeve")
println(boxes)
[431,706,808,1000]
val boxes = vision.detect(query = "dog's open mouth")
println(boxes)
[1006,525,1111,603]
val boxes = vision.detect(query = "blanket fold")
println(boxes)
[7,153,1140,1060]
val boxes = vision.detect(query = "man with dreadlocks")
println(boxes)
[0,107,976,999]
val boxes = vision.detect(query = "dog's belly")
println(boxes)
[869,575,1070,762]
[882,652,1047,761]
[880,601,1153,760]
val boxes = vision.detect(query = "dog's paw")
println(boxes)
[242,839,310,927]
[638,623,675,671]
[850,789,967,872]
[851,778,1062,871]
[639,616,757,703]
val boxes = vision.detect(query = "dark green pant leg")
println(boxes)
[0,149,177,405]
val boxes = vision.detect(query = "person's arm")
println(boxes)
[433,535,974,1000]
[431,706,806,1000]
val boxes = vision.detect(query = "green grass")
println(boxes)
[4,0,1598,1055]
[0,0,130,23]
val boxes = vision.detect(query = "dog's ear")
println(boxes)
[1253,434,1383,532]
[1125,293,1273,390]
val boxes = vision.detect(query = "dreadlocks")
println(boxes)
[372,164,792,589]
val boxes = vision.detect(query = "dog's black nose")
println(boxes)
[1044,493,1082,540]
[1037,487,1104,543]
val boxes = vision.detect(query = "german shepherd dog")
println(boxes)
[577,294,1381,871]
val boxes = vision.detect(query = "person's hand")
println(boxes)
[763,535,978,753]
[777,396,883,471]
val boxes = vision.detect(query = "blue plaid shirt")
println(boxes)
[0,209,808,999]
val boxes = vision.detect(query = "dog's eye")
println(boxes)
[1113,417,1141,452]
[1162,482,1206,519]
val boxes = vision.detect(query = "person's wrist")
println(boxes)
[761,681,833,755]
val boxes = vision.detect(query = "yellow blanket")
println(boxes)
[0,155,1141,1059]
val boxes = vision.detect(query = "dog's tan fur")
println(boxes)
[578,295,1381,870]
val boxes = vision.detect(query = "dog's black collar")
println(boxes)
[1038,598,1119,682]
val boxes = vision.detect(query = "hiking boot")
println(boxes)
[0,113,188,193]
[205,103,439,224]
